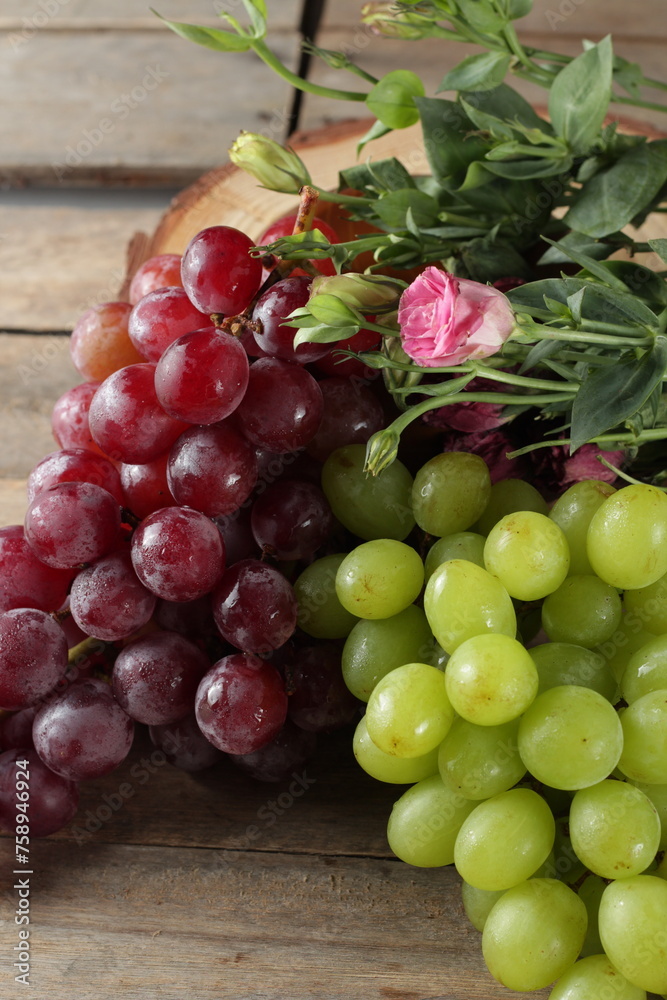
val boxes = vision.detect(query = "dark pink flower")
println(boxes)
[424,399,507,434]
[561,444,624,486]
[398,267,516,368]
[440,428,526,484]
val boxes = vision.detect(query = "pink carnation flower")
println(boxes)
[561,445,624,486]
[440,429,526,484]
[398,267,516,368]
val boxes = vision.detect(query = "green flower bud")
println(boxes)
[364,427,401,476]
[361,2,435,40]
[311,273,404,314]
[228,132,311,194]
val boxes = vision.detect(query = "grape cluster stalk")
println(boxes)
[1,221,667,999]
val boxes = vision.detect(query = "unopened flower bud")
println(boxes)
[229,132,311,194]
[364,427,400,475]
[311,273,403,314]
[361,2,433,40]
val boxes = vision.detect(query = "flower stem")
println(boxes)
[250,39,369,102]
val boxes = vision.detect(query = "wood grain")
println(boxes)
[0,0,301,29]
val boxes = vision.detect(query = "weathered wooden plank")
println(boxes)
[0,0,301,30]
[0,480,28,527]
[13,835,549,1000]
[0,28,299,186]
[321,0,667,38]
[301,30,667,131]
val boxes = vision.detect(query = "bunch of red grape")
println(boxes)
[0,217,387,837]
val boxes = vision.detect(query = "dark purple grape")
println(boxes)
[131,506,225,602]
[112,631,210,726]
[0,608,68,711]
[32,677,134,781]
[69,550,156,641]
[195,653,287,754]
[212,559,298,654]
[25,481,121,569]
[0,748,79,837]
[154,595,215,640]
[252,276,330,364]
[214,506,259,566]
[149,713,224,772]
[251,479,334,560]
[287,643,359,733]
[234,358,323,453]
[167,422,258,517]
[119,453,177,520]
[306,377,385,462]
[0,525,74,614]
[0,706,37,751]
[228,720,317,783]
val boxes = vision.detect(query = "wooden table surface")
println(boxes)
[1,3,667,998]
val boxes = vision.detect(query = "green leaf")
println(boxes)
[308,294,363,328]
[239,0,266,36]
[539,237,629,292]
[482,157,572,180]
[564,139,667,237]
[538,232,613,265]
[153,13,251,51]
[548,36,613,155]
[570,336,667,451]
[293,322,360,348]
[439,52,511,93]
[455,0,506,33]
[463,84,549,133]
[415,97,489,182]
[460,236,532,282]
[649,238,667,264]
[613,54,643,99]
[366,70,425,129]
[374,189,440,230]
[508,0,533,16]
[356,119,392,155]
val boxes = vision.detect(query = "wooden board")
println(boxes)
[0,0,301,29]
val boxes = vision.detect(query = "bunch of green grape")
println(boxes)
[315,445,667,998]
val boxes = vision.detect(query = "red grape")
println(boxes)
[234,358,323,453]
[112,631,209,726]
[89,362,186,464]
[167,422,258,517]
[28,448,124,505]
[69,550,156,641]
[120,453,177,519]
[0,608,68,711]
[0,706,38,751]
[258,212,339,278]
[0,748,79,837]
[212,558,298,654]
[129,253,183,304]
[287,643,359,733]
[25,481,121,569]
[228,720,317,783]
[33,677,134,781]
[251,479,333,560]
[154,595,215,640]
[214,506,259,566]
[0,525,73,613]
[70,301,143,381]
[128,286,209,362]
[131,506,225,602]
[149,713,224,772]
[314,326,381,378]
[51,381,105,455]
[154,326,249,424]
[180,225,262,316]
[195,653,288,754]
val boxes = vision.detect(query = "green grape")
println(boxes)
[365,662,454,758]
[549,953,647,1000]
[342,605,434,702]
[598,875,667,994]
[321,444,415,541]
[577,875,607,958]
[387,773,476,867]
[454,788,555,891]
[518,685,623,790]
[482,878,587,991]
[541,575,622,648]
[618,690,667,784]
[460,881,506,932]
[476,478,548,536]
[411,451,491,537]
[353,716,439,784]
[424,531,485,582]
[484,511,570,601]
[546,815,587,885]
[631,781,667,850]
[424,558,516,654]
[549,480,616,576]
[569,780,661,880]
[622,635,667,704]
[624,572,667,634]
[587,485,667,590]
[529,642,617,702]
[445,633,538,726]
[335,539,424,620]
[438,717,526,800]
[294,553,359,639]
[596,614,657,684]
